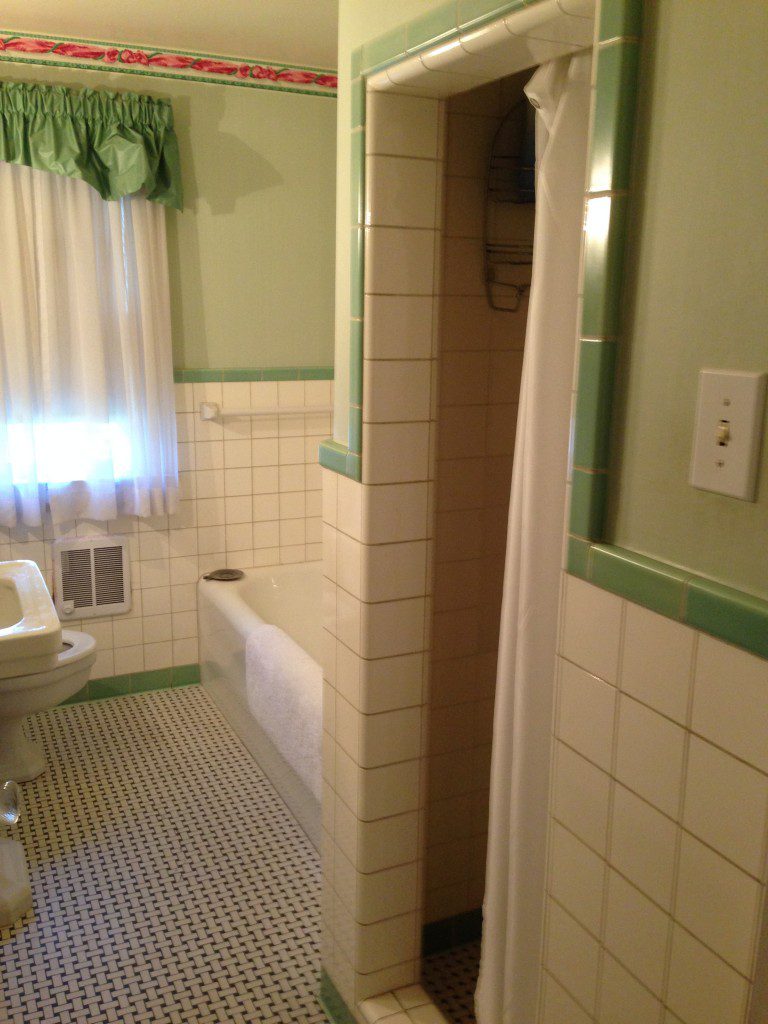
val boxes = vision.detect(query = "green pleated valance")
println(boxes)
[0,80,182,209]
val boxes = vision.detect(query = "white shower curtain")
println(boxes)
[476,51,592,1024]
[0,161,178,527]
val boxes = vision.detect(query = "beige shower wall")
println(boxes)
[426,76,532,925]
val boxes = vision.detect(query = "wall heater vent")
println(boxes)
[54,536,131,620]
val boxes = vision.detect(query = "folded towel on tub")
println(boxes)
[245,623,322,801]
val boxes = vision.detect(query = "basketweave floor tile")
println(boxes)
[0,686,328,1024]
[422,940,480,1024]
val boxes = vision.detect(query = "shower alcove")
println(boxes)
[319,4,596,1022]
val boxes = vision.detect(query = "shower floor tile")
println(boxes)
[423,940,481,1024]
[0,686,327,1024]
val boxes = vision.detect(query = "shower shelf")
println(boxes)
[199,402,333,421]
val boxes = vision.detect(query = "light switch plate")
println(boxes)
[690,369,767,500]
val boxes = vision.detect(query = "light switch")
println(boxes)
[690,369,767,500]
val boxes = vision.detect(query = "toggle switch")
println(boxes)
[690,369,767,500]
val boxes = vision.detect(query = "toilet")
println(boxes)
[0,630,96,782]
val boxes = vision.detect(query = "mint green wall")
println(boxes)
[0,61,337,369]
[609,0,768,598]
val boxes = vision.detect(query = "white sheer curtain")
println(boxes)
[0,161,178,527]
[475,51,592,1024]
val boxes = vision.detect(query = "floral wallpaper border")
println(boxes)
[0,32,337,96]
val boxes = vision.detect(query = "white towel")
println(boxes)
[245,623,322,801]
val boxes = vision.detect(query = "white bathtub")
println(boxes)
[198,562,323,849]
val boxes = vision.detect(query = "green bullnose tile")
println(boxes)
[589,41,641,193]
[458,0,526,32]
[569,469,609,541]
[566,535,592,579]
[350,76,366,130]
[581,193,629,338]
[362,27,407,74]
[599,0,643,41]
[591,545,689,620]
[686,579,768,661]
[349,320,363,406]
[573,339,617,471]
[350,129,366,226]
[319,439,349,475]
[350,228,365,319]
[407,4,459,51]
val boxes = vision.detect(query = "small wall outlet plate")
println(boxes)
[690,369,767,500]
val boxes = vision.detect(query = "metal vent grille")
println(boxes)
[54,537,131,619]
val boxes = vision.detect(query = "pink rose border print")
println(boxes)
[0,34,338,94]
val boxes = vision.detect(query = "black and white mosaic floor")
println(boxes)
[0,687,327,1024]
[423,941,480,1024]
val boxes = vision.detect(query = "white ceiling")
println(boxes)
[0,0,339,69]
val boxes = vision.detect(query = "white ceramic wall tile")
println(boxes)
[366,155,439,230]
[362,483,430,544]
[364,295,435,361]
[682,735,768,878]
[363,360,433,423]
[548,822,605,937]
[604,870,670,996]
[363,423,431,486]
[544,898,600,1014]
[556,657,616,771]
[598,953,663,1024]
[692,633,768,774]
[620,602,695,724]
[675,832,761,974]
[666,925,750,1024]
[365,227,437,297]
[365,92,440,160]
[540,972,592,1024]
[609,783,678,910]
[551,740,611,855]
[560,575,623,683]
[614,695,686,818]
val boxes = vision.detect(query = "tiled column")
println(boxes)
[320,88,444,1013]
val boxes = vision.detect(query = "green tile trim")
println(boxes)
[174,367,333,383]
[589,41,641,194]
[599,0,643,41]
[350,227,365,319]
[581,192,630,339]
[573,340,617,471]
[351,129,366,225]
[407,5,459,51]
[350,46,364,79]
[591,544,689,620]
[350,76,366,130]
[349,321,363,406]
[570,469,609,541]
[319,439,351,476]
[348,406,362,455]
[567,542,768,661]
[319,969,356,1024]
[346,451,362,482]
[458,0,527,33]
[362,26,408,75]
[566,535,592,578]
[685,580,768,661]
[64,664,201,704]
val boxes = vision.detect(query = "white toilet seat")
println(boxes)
[0,630,96,695]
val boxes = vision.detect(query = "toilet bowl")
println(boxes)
[0,630,96,782]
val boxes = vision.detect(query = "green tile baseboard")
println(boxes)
[567,542,768,660]
[64,664,200,705]
[174,366,333,383]
[318,970,356,1024]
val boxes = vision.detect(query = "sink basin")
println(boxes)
[0,561,62,679]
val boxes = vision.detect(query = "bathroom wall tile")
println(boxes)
[363,360,432,423]
[682,735,768,878]
[548,822,606,937]
[598,953,663,1024]
[610,782,677,911]
[620,602,694,724]
[363,541,428,602]
[551,741,611,855]
[363,423,430,485]
[544,898,600,1015]
[556,657,616,772]
[362,598,426,660]
[604,870,670,995]
[356,811,420,874]
[365,92,440,160]
[366,155,439,230]
[359,707,422,768]
[358,760,421,822]
[337,475,363,540]
[674,832,761,975]
[615,695,685,818]
[362,483,430,545]
[364,295,434,360]
[337,532,363,599]
[359,653,424,714]
[365,227,437,297]
[666,926,749,1024]
[560,574,623,683]
[691,633,768,773]
[540,972,592,1024]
